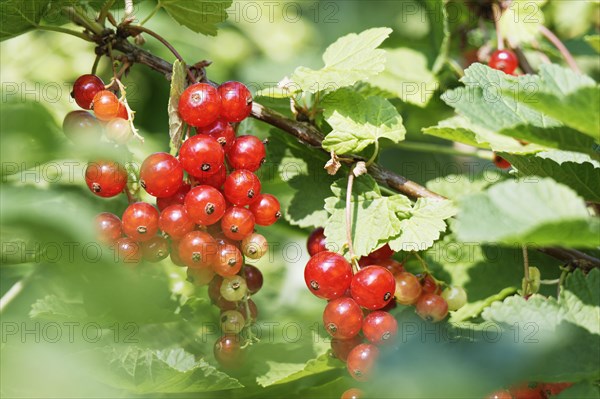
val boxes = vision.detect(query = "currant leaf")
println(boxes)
[256,354,337,387]
[168,60,186,155]
[498,0,546,44]
[160,0,232,36]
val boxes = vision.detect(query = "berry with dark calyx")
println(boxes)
[159,204,195,240]
[184,185,226,226]
[341,388,364,399]
[122,202,159,242]
[307,227,327,256]
[218,81,252,123]
[139,152,184,198]
[186,265,215,286]
[157,183,191,211]
[220,275,248,301]
[221,206,255,241]
[85,160,127,198]
[350,266,395,310]
[304,251,353,300]
[489,49,519,74]
[369,244,394,260]
[72,74,104,109]
[213,244,243,277]
[226,135,266,172]
[378,258,405,276]
[95,212,122,245]
[178,83,220,128]
[323,297,363,339]
[63,111,103,143]
[92,90,121,121]
[362,311,398,345]
[114,237,141,264]
[193,165,227,189]
[441,286,468,311]
[493,154,511,169]
[248,193,281,226]
[419,274,441,295]
[197,118,236,153]
[178,230,218,268]
[220,310,245,334]
[415,293,449,322]
[141,236,169,262]
[331,335,363,362]
[346,343,379,382]
[394,272,423,305]
[243,264,263,294]
[179,135,224,177]
[214,334,243,368]
[223,169,261,206]
[486,389,512,399]
[241,232,268,260]
[105,117,132,144]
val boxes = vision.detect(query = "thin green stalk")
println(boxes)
[398,141,494,160]
[140,2,162,26]
[35,24,92,41]
[97,0,116,25]
[365,140,379,167]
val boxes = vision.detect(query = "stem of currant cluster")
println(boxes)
[346,171,359,273]
[492,4,504,50]
[522,245,530,295]
[539,26,581,73]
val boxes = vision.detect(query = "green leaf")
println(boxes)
[286,174,335,229]
[256,354,337,387]
[556,381,600,398]
[501,151,600,202]
[368,48,438,107]
[30,295,88,321]
[422,0,450,74]
[499,0,546,44]
[168,59,186,154]
[560,269,600,336]
[160,0,232,36]
[549,2,598,39]
[321,90,406,155]
[454,178,600,248]
[584,35,600,53]
[426,172,504,201]
[0,0,51,41]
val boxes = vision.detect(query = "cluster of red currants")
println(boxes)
[306,228,467,398]
[487,381,573,399]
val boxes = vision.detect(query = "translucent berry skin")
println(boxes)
[208,276,237,310]
[248,193,281,226]
[141,236,169,262]
[509,383,544,399]
[178,231,218,269]
[331,336,363,362]
[122,202,160,242]
[95,212,122,245]
[223,169,261,206]
[415,293,449,322]
[221,206,255,241]
[85,160,127,198]
[140,153,183,198]
[193,165,227,189]
[341,388,364,399]
[394,272,423,305]
[197,119,236,153]
[493,154,511,169]
[213,244,243,277]
[362,311,398,345]
[369,244,394,260]
[486,390,512,399]
[441,286,468,311]
[178,83,221,128]
[420,274,441,295]
[218,81,253,123]
[159,204,195,240]
[72,74,104,109]
[323,297,363,339]
[179,135,225,177]
[243,264,263,294]
[241,233,268,260]
[220,310,245,334]
[184,185,226,226]
[307,227,327,256]
[214,334,243,368]
[186,266,216,286]
[220,275,248,301]
[92,90,121,121]
[346,343,379,382]
[169,242,187,267]
[105,117,132,144]
[238,298,258,321]
[157,183,191,211]
[114,237,141,263]
[378,258,405,276]
[116,103,129,120]
[351,266,395,310]
[304,251,353,300]
[226,135,266,172]
[489,49,519,74]
[63,111,103,143]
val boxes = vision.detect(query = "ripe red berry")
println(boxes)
[341,388,364,399]
[141,236,170,262]
[243,264,263,294]
[114,237,141,264]
[540,382,573,397]
[226,135,266,172]
[331,336,363,362]
[213,244,243,277]
[139,153,183,198]
[186,266,216,286]
[223,169,261,206]
[493,154,511,169]
[486,390,512,399]
[95,212,122,245]
[304,251,353,300]
[85,160,127,198]
[221,206,255,241]
[116,103,129,120]
[214,334,243,368]
[369,244,394,260]
[92,90,121,121]
[346,343,379,382]
[157,183,191,211]
[248,193,281,226]
[394,272,423,305]
[489,49,519,74]
[419,274,441,295]
[122,202,160,242]
[307,227,327,256]
[169,241,186,267]
[178,83,220,128]
[193,165,227,189]
[509,383,544,399]
[105,117,132,144]
[218,81,252,123]
[159,204,195,240]
[323,297,363,339]
[377,258,405,276]
[415,293,449,322]
[63,111,103,143]
[362,311,398,345]
[179,135,224,177]
[72,74,104,109]
[350,266,395,310]
[197,118,236,153]
[178,231,218,269]
[184,185,226,226]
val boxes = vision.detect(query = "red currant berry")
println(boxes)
[493,154,511,169]
[122,202,160,242]
[307,227,327,256]
[184,185,226,226]
[72,74,104,109]
[223,169,261,206]
[169,241,186,267]
[441,286,467,311]
[394,272,422,305]
[362,311,398,345]
[221,206,255,241]
[186,266,216,286]
[139,153,183,198]
[178,83,220,128]
[350,266,395,310]
[213,244,243,277]
[377,258,404,276]
[419,274,441,295]
[197,118,236,153]
[238,298,258,321]
[220,309,246,334]
[116,102,128,120]
[241,233,268,260]
[218,81,252,123]
[179,135,224,177]
[304,251,353,300]
[159,204,195,240]
[95,212,122,245]
[346,343,379,382]
[214,334,243,368]
[509,383,544,399]
[415,293,448,322]
[243,264,263,294]
[331,336,363,362]
[141,236,169,262]
[114,237,141,264]
[369,244,394,260]
[341,388,364,399]
[486,390,512,399]
[105,117,132,144]
[323,297,363,339]
[92,90,121,121]
[157,183,191,211]
[248,193,281,226]
[63,111,103,143]
[178,231,218,269]
[85,160,127,198]
[226,135,266,172]
[208,276,237,310]
[193,165,227,189]
[541,382,573,397]
[489,49,519,74]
